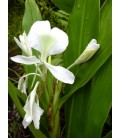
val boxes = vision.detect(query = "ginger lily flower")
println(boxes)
[68,39,100,69]
[22,82,44,129]
[11,21,75,84]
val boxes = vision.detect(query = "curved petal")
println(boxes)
[32,99,44,129]
[86,39,100,50]
[44,62,75,84]
[18,76,28,95]
[48,27,68,56]
[11,55,40,65]
[27,21,51,52]
[22,82,40,129]
[72,39,100,65]
[14,37,25,51]
[22,113,32,129]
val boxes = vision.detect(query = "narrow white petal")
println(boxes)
[22,82,40,128]
[14,37,25,51]
[44,62,75,84]
[14,35,32,56]
[18,76,28,94]
[32,99,44,129]
[48,27,68,55]
[22,113,32,129]
[11,55,40,65]
[27,21,51,52]
[28,82,40,114]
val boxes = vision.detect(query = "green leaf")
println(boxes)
[8,79,25,116]
[22,0,42,34]
[51,0,75,13]
[22,0,42,92]
[84,57,112,138]
[65,81,93,138]
[60,0,112,105]
[8,79,47,138]
[64,0,100,67]
[103,131,112,138]
[65,56,112,138]
[64,0,112,138]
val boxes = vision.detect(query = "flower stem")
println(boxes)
[48,81,62,138]
[48,109,60,138]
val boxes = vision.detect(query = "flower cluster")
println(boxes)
[11,20,100,129]
[11,20,75,129]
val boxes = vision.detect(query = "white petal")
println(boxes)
[22,113,32,129]
[11,55,40,65]
[22,82,40,128]
[32,99,44,129]
[86,39,100,50]
[48,27,68,55]
[18,76,28,94]
[27,21,51,52]
[14,37,25,51]
[73,39,100,65]
[44,62,75,84]
[22,94,33,129]
[14,34,32,56]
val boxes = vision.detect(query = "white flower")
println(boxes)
[11,21,75,84]
[22,81,44,129]
[18,73,41,94]
[68,39,100,69]
[14,32,32,56]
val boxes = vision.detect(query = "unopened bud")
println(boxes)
[68,39,100,69]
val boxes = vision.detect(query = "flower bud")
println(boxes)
[68,39,100,69]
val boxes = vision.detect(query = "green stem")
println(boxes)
[49,109,60,138]
[48,82,62,138]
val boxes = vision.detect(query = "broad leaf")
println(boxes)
[60,0,112,104]
[84,57,112,138]
[64,0,112,138]
[65,56,112,138]
[22,0,42,92]
[22,0,42,34]
[64,0,100,67]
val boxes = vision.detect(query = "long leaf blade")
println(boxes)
[60,0,112,103]
[64,0,100,67]
[22,0,42,34]
[84,57,112,138]
[65,56,112,138]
